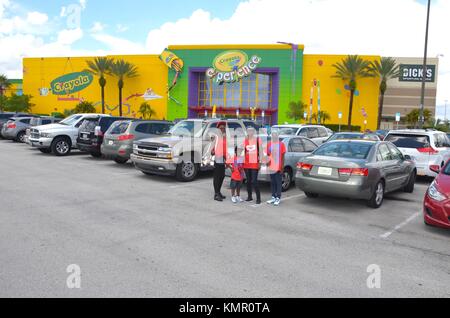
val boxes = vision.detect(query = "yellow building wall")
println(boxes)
[23,55,168,119]
[302,54,381,131]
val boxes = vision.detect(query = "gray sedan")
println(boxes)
[295,140,417,208]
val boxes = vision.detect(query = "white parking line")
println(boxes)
[250,193,305,208]
[380,212,421,239]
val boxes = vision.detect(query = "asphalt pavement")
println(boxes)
[0,139,449,298]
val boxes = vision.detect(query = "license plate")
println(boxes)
[318,167,333,176]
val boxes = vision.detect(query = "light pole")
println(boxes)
[419,0,431,129]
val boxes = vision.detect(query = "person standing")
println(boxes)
[266,130,286,207]
[212,122,227,202]
[229,146,245,203]
[244,127,261,204]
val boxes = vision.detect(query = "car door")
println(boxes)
[288,137,316,173]
[377,143,398,193]
[306,127,320,144]
[387,143,410,189]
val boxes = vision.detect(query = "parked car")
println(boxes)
[76,116,132,158]
[0,113,36,138]
[271,124,332,145]
[375,130,390,140]
[29,113,110,156]
[295,140,417,208]
[423,163,450,229]
[131,118,247,181]
[1,117,35,142]
[24,117,61,144]
[101,120,173,164]
[326,132,381,142]
[259,136,319,192]
[384,130,450,177]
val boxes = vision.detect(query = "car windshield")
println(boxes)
[385,134,430,149]
[329,133,362,141]
[314,142,374,159]
[30,118,40,126]
[59,115,82,126]
[168,120,206,137]
[109,121,131,135]
[272,127,298,136]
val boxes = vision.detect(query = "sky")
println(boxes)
[0,0,449,116]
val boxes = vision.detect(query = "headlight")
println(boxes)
[428,181,447,202]
[157,147,172,153]
[40,132,52,138]
[133,143,139,149]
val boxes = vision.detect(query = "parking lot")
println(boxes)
[0,139,449,298]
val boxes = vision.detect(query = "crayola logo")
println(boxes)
[213,51,248,72]
[51,72,94,95]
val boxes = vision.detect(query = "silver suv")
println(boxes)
[385,130,450,177]
[131,119,247,181]
[271,124,332,145]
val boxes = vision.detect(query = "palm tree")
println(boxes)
[139,102,157,119]
[0,74,11,112]
[332,55,374,130]
[406,109,432,128]
[286,101,307,122]
[85,57,114,114]
[368,57,401,130]
[312,111,331,124]
[111,59,139,116]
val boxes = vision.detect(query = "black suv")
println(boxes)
[77,116,131,157]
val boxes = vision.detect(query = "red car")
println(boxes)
[423,163,450,229]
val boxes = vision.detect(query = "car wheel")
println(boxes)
[176,156,199,182]
[15,131,26,143]
[281,168,293,192]
[114,157,128,164]
[39,148,52,154]
[305,192,319,198]
[368,181,385,209]
[51,137,71,156]
[90,151,102,158]
[404,171,416,193]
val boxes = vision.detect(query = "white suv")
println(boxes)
[271,124,332,145]
[29,113,109,156]
[384,130,450,177]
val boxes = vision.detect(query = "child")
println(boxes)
[229,146,245,203]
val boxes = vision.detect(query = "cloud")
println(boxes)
[145,0,450,106]
[26,11,48,25]
[116,24,129,33]
[57,28,83,45]
[91,33,146,54]
[90,21,106,33]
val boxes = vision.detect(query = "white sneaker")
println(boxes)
[267,197,276,204]
[232,196,237,203]
[274,198,281,206]
[238,197,244,203]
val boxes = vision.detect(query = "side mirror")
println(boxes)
[430,165,441,174]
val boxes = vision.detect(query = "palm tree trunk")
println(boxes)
[119,87,122,117]
[377,92,385,130]
[101,85,105,114]
[348,90,355,131]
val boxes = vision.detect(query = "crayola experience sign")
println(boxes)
[50,72,94,95]
[206,50,262,84]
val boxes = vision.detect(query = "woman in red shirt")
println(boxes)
[266,129,286,206]
[243,127,262,204]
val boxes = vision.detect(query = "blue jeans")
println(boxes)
[270,172,282,199]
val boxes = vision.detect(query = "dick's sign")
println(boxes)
[399,64,436,83]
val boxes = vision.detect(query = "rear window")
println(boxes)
[330,133,362,141]
[0,114,13,120]
[385,134,430,149]
[314,142,373,159]
[99,117,128,132]
[80,118,98,131]
[109,121,131,135]
[20,118,31,124]
[148,123,173,135]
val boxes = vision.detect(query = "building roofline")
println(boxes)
[168,44,305,51]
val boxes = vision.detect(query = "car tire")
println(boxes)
[39,148,52,154]
[404,171,416,193]
[368,181,385,209]
[90,151,102,158]
[15,131,26,143]
[281,168,293,192]
[305,192,319,198]
[114,157,128,164]
[51,137,71,156]
[176,154,199,182]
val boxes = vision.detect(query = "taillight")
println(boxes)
[118,134,135,141]
[338,168,369,177]
[418,147,438,155]
[94,126,104,137]
[297,162,313,171]
[7,123,16,129]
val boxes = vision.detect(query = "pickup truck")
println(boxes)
[131,118,247,182]
[29,113,110,156]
